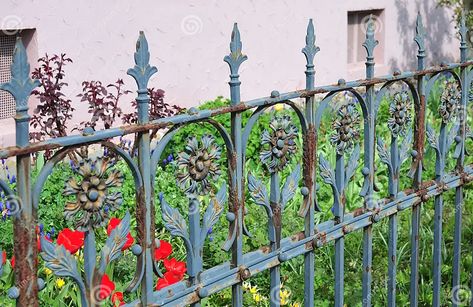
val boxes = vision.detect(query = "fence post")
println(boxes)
[224,23,247,307]
[410,12,426,307]
[127,32,158,305]
[301,18,319,307]
[361,16,378,307]
[0,37,40,306]
[452,12,468,307]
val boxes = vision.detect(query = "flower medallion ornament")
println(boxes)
[177,135,221,195]
[330,101,361,155]
[388,91,412,138]
[64,157,124,231]
[439,81,461,123]
[260,115,298,173]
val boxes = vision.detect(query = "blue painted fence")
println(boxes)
[0,13,472,307]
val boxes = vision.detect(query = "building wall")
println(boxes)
[0,0,459,146]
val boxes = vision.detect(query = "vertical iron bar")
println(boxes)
[453,13,468,307]
[411,12,426,307]
[432,122,447,307]
[189,198,202,307]
[301,18,319,307]
[83,230,96,294]
[270,174,281,307]
[387,135,399,307]
[334,154,345,307]
[362,16,378,307]
[127,32,158,305]
[0,37,40,306]
[224,23,247,307]
[387,213,398,307]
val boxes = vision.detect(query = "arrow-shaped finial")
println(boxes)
[127,31,158,90]
[302,19,320,67]
[362,15,379,60]
[459,11,468,48]
[224,23,248,76]
[414,12,426,56]
[0,37,39,113]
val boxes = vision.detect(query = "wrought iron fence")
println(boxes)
[0,12,472,307]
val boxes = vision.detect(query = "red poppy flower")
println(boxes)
[10,256,15,268]
[111,291,125,306]
[154,240,172,261]
[107,218,134,251]
[163,258,186,279]
[98,273,115,301]
[155,271,182,291]
[57,228,84,254]
[1,251,6,265]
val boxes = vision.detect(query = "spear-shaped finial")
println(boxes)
[127,31,158,91]
[363,15,379,78]
[459,11,468,49]
[414,12,426,57]
[363,15,379,60]
[302,19,320,68]
[0,37,39,113]
[224,23,248,76]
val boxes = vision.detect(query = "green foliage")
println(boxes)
[1,85,473,306]
[437,0,473,30]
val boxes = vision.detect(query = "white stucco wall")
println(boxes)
[0,0,459,146]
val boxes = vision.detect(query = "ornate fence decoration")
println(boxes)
[0,12,472,307]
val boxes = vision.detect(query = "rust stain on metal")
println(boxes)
[317,232,327,246]
[352,207,364,217]
[300,124,317,217]
[136,187,147,248]
[260,245,271,254]
[271,201,282,248]
[412,94,426,189]
[14,217,39,306]
[292,231,305,242]
[239,266,251,281]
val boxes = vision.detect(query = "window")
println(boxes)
[0,32,17,120]
[347,10,384,65]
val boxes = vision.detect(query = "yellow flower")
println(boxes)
[250,285,258,294]
[280,289,290,305]
[290,302,301,307]
[280,289,290,300]
[253,293,263,302]
[56,278,65,288]
[44,268,52,276]
[274,104,284,111]
[243,281,251,291]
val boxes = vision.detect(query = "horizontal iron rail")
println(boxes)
[0,61,471,159]
[122,165,473,306]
